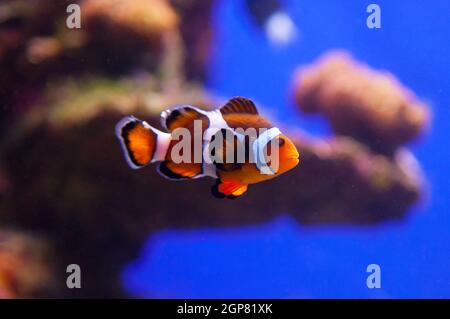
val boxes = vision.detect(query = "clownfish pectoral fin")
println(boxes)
[116,116,169,169]
[160,105,208,132]
[211,179,248,199]
[220,97,259,115]
[209,128,244,172]
[157,161,203,181]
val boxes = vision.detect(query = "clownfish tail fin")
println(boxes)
[115,116,171,169]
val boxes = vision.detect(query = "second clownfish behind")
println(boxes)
[115,97,300,199]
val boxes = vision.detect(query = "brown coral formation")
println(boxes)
[0,230,54,298]
[82,0,179,40]
[293,51,430,155]
[81,0,179,70]
[0,0,213,130]
[0,1,429,298]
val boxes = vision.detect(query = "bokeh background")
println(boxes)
[0,0,448,298]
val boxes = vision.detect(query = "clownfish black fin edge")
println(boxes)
[211,180,227,199]
[157,161,204,181]
[160,105,209,132]
[220,97,259,115]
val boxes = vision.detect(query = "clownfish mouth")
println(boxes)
[289,151,300,161]
[288,152,300,167]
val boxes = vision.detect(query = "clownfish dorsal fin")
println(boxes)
[211,179,248,199]
[157,161,203,180]
[220,97,259,115]
[209,128,244,172]
[161,105,208,132]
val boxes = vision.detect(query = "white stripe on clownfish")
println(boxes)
[202,109,283,177]
[202,109,233,178]
[253,127,282,175]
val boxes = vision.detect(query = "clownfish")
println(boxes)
[115,97,299,199]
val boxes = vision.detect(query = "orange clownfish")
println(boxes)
[116,97,300,199]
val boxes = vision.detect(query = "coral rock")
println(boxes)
[0,230,53,298]
[293,51,430,154]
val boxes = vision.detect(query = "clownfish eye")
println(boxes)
[278,137,285,147]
